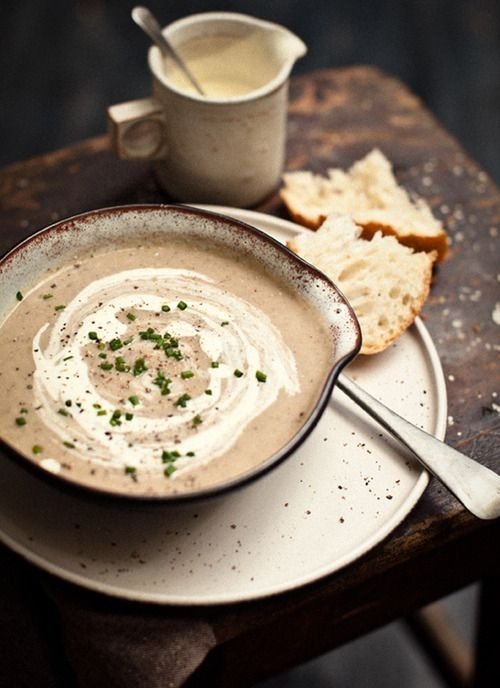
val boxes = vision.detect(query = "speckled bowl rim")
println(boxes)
[0,204,361,504]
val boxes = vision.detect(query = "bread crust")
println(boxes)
[355,252,435,354]
[280,149,448,261]
[286,215,437,355]
[358,221,448,261]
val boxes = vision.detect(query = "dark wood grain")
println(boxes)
[0,66,499,687]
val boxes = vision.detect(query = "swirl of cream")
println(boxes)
[32,268,300,476]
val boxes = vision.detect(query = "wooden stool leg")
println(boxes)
[405,603,472,688]
[473,577,500,688]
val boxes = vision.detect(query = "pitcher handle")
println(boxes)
[107,97,168,160]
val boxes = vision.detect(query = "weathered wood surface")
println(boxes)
[0,66,499,687]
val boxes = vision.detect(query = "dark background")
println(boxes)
[2,0,499,183]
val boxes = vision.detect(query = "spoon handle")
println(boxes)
[132,6,205,96]
[336,373,500,520]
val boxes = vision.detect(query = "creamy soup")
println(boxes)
[0,237,334,497]
[163,32,280,98]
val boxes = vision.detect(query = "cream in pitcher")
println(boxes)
[108,12,306,206]
[163,31,287,98]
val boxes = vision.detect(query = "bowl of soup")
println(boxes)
[0,205,361,502]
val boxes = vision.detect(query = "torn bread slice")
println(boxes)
[281,148,448,261]
[287,213,436,355]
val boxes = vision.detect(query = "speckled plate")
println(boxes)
[0,208,447,605]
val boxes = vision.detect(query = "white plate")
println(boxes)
[0,208,447,606]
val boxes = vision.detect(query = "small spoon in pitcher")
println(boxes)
[131,6,206,96]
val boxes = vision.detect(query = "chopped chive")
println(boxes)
[99,362,113,371]
[180,370,194,379]
[32,445,43,454]
[192,414,202,427]
[162,449,180,463]
[221,321,229,326]
[126,312,136,321]
[88,331,98,340]
[124,465,136,475]
[42,293,53,300]
[128,395,140,406]
[139,327,160,341]
[115,356,130,372]
[256,370,267,383]
[110,409,122,426]
[63,355,74,362]
[211,361,219,369]
[98,352,107,359]
[54,304,65,311]
[186,451,195,457]
[125,412,133,421]
[204,389,213,395]
[161,304,171,312]
[63,441,75,449]
[153,371,172,395]
[139,327,183,360]
[164,464,177,477]
[20,408,28,414]
[165,346,183,360]
[133,358,147,376]
[175,393,191,408]
[97,342,106,350]
[58,408,69,416]
[16,291,23,301]
[109,338,123,351]
[234,369,244,378]
[15,416,27,426]
[177,300,188,310]
[92,403,101,409]
[97,409,107,416]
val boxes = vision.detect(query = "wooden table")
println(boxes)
[0,67,499,688]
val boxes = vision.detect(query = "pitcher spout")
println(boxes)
[273,28,308,69]
[258,20,307,83]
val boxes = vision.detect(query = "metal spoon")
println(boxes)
[337,373,500,520]
[131,6,205,96]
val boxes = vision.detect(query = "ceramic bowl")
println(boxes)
[0,205,361,502]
